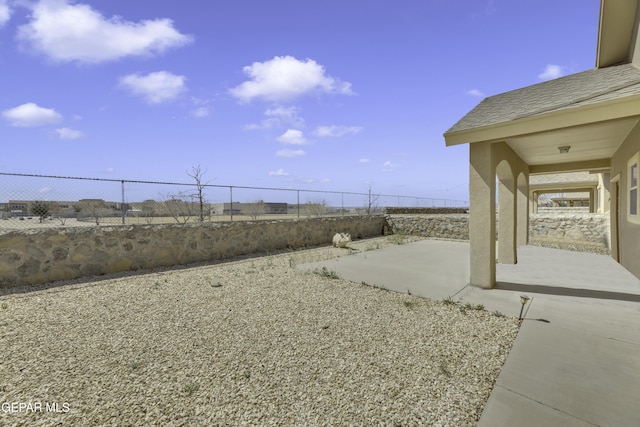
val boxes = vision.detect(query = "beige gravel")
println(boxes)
[0,236,519,426]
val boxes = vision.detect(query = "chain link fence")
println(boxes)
[0,172,468,232]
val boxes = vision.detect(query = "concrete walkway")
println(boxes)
[297,240,640,427]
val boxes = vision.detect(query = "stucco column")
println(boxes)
[469,142,496,289]
[498,174,517,264]
[589,188,596,213]
[601,173,611,213]
[531,190,539,213]
[517,173,529,246]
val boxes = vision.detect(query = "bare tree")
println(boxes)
[365,185,380,216]
[243,200,267,220]
[76,199,110,225]
[162,192,195,224]
[187,165,210,222]
[49,203,73,225]
[141,199,157,224]
[538,193,553,207]
[303,199,329,217]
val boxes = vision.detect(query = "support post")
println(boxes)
[498,174,517,264]
[469,142,496,288]
[121,180,126,225]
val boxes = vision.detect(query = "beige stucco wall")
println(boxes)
[610,121,640,279]
[0,216,385,288]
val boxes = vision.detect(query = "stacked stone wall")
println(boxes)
[528,212,610,254]
[389,215,469,240]
[385,207,468,215]
[0,216,385,288]
[390,213,610,254]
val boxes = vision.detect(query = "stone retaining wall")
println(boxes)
[390,213,610,253]
[0,216,385,288]
[389,214,469,240]
[385,207,468,215]
[529,212,609,244]
[528,212,610,254]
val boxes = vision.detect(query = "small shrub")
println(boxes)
[389,233,409,245]
[182,382,199,396]
[128,361,143,370]
[442,296,457,306]
[493,310,506,318]
[314,266,340,280]
[1,303,7,310]
[439,363,452,377]
[403,300,418,309]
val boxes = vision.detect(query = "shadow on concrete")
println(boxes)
[496,281,640,303]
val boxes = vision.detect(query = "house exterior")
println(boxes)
[444,0,640,287]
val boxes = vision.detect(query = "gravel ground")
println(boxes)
[0,236,519,426]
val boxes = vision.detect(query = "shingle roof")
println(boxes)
[446,63,640,134]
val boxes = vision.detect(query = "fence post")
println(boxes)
[230,186,233,221]
[297,190,300,219]
[341,192,344,216]
[121,180,126,225]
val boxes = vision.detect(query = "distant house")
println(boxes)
[210,202,288,216]
[444,0,640,286]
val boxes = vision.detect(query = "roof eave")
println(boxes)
[595,0,638,68]
[443,92,640,147]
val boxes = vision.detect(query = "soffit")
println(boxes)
[506,117,639,166]
[596,0,639,67]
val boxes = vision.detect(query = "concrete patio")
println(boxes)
[297,239,640,427]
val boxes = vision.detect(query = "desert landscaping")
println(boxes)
[0,236,519,426]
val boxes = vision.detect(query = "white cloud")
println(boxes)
[265,105,305,127]
[119,71,187,104]
[466,89,484,97]
[246,105,305,130]
[0,0,11,28]
[55,127,84,139]
[359,158,371,164]
[191,107,209,118]
[2,102,62,127]
[17,0,192,64]
[229,55,354,103]
[276,149,305,158]
[314,125,362,138]
[301,177,330,184]
[539,64,567,81]
[277,129,307,145]
[382,160,400,172]
[268,168,289,176]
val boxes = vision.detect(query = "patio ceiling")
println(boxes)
[507,116,640,168]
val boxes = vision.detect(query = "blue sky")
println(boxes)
[1,0,599,204]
